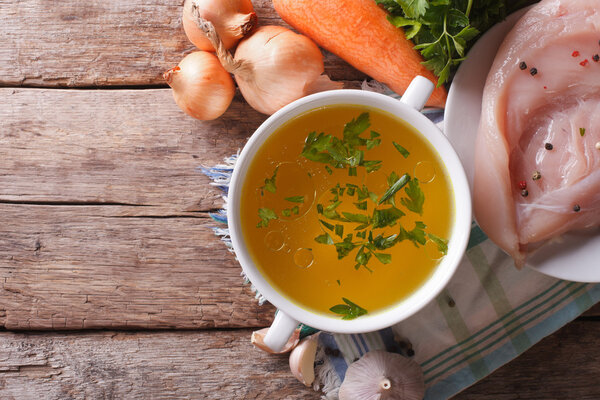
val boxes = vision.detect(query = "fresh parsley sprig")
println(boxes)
[330,297,368,320]
[377,0,509,86]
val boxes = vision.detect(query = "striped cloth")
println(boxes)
[200,87,600,399]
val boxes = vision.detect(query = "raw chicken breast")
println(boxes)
[473,0,600,267]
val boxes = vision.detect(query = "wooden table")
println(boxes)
[1,1,599,398]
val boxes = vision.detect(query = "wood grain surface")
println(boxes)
[0,0,366,87]
[0,329,313,400]
[0,321,598,400]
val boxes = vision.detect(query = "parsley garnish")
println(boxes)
[377,0,510,86]
[315,232,334,245]
[398,221,428,247]
[580,127,586,137]
[285,195,305,203]
[393,141,410,158]
[256,208,277,228]
[261,167,279,194]
[300,112,382,172]
[379,173,410,205]
[427,232,449,255]
[330,298,368,320]
[400,178,425,215]
[257,112,449,272]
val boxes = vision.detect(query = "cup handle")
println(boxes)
[263,310,299,352]
[399,76,435,112]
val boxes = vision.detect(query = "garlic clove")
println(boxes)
[289,333,320,387]
[338,350,425,400]
[251,327,300,354]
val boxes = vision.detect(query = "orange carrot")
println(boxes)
[272,0,447,108]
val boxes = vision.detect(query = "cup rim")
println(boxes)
[228,89,472,333]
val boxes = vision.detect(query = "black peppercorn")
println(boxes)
[521,189,529,197]
[545,143,553,150]
[519,61,527,70]
[530,68,538,76]
[573,204,581,212]
[593,54,599,62]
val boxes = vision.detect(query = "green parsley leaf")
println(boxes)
[335,224,344,238]
[427,232,448,255]
[366,137,382,150]
[580,127,586,137]
[315,232,334,245]
[342,212,370,225]
[370,233,398,250]
[374,252,392,264]
[292,205,300,215]
[372,207,405,229]
[357,185,370,201]
[282,209,291,217]
[363,160,383,173]
[261,167,279,194]
[354,201,368,210]
[335,235,358,259]
[284,196,305,203]
[400,178,425,215]
[329,298,368,320]
[379,173,410,205]
[257,207,277,228]
[398,221,427,247]
[354,245,372,268]
[346,184,357,196]
[320,219,335,231]
[392,142,410,158]
[343,112,370,147]
[396,0,429,19]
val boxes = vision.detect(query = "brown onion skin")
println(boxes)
[164,51,235,121]
[182,0,256,51]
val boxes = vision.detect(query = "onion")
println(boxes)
[163,51,235,120]
[182,0,257,51]
[197,18,343,115]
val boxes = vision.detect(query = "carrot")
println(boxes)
[272,0,447,108]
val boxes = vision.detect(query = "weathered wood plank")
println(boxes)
[456,320,600,399]
[0,321,598,400]
[0,0,367,87]
[0,329,314,400]
[0,88,259,210]
[0,203,274,330]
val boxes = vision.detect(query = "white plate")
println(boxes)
[444,8,600,282]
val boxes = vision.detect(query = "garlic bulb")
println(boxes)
[338,350,425,400]
[196,18,343,115]
[163,51,235,120]
[289,333,320,387]
[251,327,300,354]
[182,0,257,51]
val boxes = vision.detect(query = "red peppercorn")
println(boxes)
[518,181,527,190]
[572,50,580,57]
[580,59,589,66]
